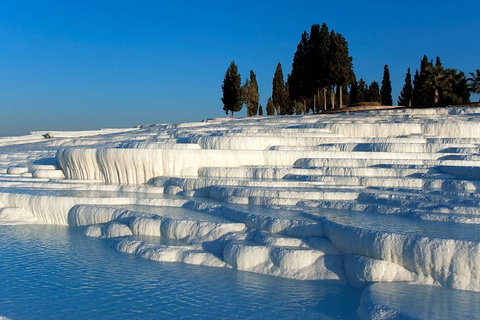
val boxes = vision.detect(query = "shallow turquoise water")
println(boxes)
[0,225,361,319]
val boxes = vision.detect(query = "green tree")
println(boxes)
[423,64,451,105]
[266,97,275,115]
[307,23,331,112]
[339,84,350,107]
[295,101,304,115]
[328,30,354,109]
[414,56,470,106]
[289,23,354,112]
[415,55,434,107]
[284,78,294,115]
[412,70,422,107]
[468,69,480,102]
[349,79,358,105]
[356,78,367,103]
[454,71,470,103]
[258,104,264,116]
[221,61,242,117]
[368,81,381,103]
[272,62,288,115]
[241,78,250,109]
[289,31,310,108]
[381,64,393,105]
[398,68,413,107]
[242,70,260,117]
[443,69,469,105]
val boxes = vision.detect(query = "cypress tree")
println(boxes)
[398,68,413,107]
[284,78,294,115]
[258,104,264,116]
[418,55,434,107]
[381,64,393,105]
[241,78,251,115]
[266,97,275,115]
[435,56,443,68]
[349,80,358,105]
[295,101,304,115]
[242,70,260,117]
[411,55,434,107]
[305,24,321,107]
[290,23,354,111]
[341,84,350,106]
[368,81,381,103]
[303,23,330,112]
[316,23,331,111]
[357,78,367,102]
[221,61,242,117]
[250,71,260,115]
[412,70,421,107]
[289,31,309,104]
[328,30,354,109]
[272,62,288,115]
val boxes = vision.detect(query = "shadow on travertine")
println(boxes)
[1,107,480,319]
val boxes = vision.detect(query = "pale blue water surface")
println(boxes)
[0,225,361,319]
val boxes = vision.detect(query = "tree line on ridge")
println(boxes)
[222,23,480,117]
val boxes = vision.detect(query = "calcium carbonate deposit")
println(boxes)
[1,107,480,319]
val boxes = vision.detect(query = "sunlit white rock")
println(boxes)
[2,106,480,294]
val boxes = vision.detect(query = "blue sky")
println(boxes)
[0,0,478,136]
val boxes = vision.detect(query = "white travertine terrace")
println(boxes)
[1,107,480,319]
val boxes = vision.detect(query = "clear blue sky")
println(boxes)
[0,0,478,136]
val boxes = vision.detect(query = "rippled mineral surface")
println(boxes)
[1,107,479,319]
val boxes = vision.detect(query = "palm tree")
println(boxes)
[422,65,451,105]
[467,69,480,102]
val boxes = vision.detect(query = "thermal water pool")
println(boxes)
[0,225,361,319]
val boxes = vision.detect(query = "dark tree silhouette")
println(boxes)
[381,64,393,105]
[221,61,242,117]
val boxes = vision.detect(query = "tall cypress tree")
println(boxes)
[250,70,260,115]
[336,31,354,108]
[221,61,242,117]
[417,55,434,107]
[258,104,264,116]
[435,56,443,68]
[357,78,367,102]
[266,97,275,115]
[317,23,331,111]
[284,78,294,115]
[304,23,330,112]
[368,81,381,103]
[289,31,309,104]
[242,70,260,116]
[272,62,287,115]
[381,64,393,105]
[398,68,413,107]
[289,23,354,111]
[241,78,250,114]
[349,80,358,105]
[412,70,421,107]
[328,30,354,109]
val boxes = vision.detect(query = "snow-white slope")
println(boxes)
[1,107,480,318]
